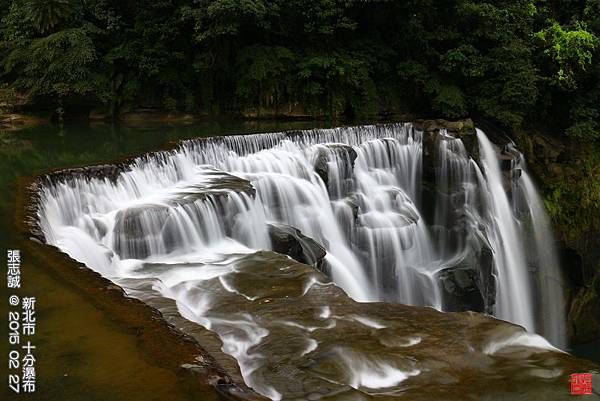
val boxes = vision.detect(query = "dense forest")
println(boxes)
[0,0,599,141]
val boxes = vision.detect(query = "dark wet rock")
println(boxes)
[438,244,495,313]
[561,247,586,288]
[422,129,475,195]
[330,196,359,245]
[419,182,437,226]
[413,118,475,134]
[439,264,484,312]
[499,154,515,171]
[111,170,256,259]
[500,145,528,193]
[268,223,327,268]
[42,163,132,184]
[512,168,522,179]
[421,131,440,183]
[494,152,520,193]
[176,170,255,202]
[562,232,600,343]
[478,245,496,313]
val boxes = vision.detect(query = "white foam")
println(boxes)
[399,336,421,347]
[484,332,562,355]
[301,338,319,356]
[319,306,331,319]
[350,315,386,329]
[336,349,420,389]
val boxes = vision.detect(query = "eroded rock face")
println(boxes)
[267,223,327,268]
[421,121,478,218]
[498,145,523,194]
[41,163,133,184]
[439,265,484,312]
[568,270,600,344]
[414,118,475,134]
[564,233,600,343]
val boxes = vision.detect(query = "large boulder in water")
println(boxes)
[439,264,484,312]
[438,244,495,313]
[267,223,327,268]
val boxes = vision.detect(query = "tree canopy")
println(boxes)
[1,0,599,139]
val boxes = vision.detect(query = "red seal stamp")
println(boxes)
[570,373,593,395]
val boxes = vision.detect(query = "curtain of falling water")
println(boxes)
[37,124,566,349]
[475,129,536,333]
[516,167,567,348]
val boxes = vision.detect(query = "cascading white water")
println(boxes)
[36,123,569,398]
[353,138,440,305]
[475,129,536,332]
[434,130,474,260]
[517,167,567,348]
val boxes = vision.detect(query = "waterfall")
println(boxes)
[518,169,567,348]
[36,122,568,391]
[475,129,536,332]
[433,130,475,261]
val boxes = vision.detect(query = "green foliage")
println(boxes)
[516,132,600,242]
[433,85,467,118]
[26,0,73,34]
[2,26,105,100]
[296,51,375,116]
[543,152,600,240]
[566,77,600,140]
[0,0,598,136]
[236,45,295,110]
[536,21,597,89]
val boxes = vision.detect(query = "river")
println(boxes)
[1,120,598,400]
